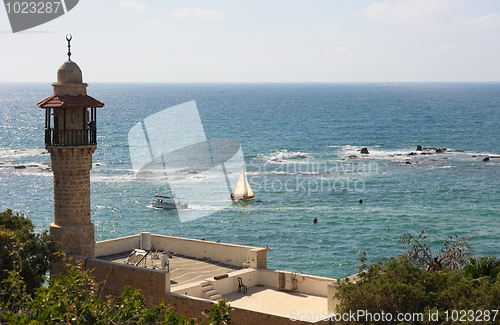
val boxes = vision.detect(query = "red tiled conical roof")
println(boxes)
[37,94,104,109]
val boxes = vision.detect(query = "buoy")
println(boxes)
[313,217,318,224]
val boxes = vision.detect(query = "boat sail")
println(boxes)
[231,166,255,200]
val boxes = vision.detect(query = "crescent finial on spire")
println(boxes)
[66,34,72,61]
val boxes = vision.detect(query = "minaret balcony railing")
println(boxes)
[45,128,97,146]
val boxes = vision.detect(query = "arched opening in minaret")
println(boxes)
[44,106,98,146]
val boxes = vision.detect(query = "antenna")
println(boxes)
[66,34,72,61]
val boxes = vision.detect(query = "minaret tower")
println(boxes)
[38,35,104,257]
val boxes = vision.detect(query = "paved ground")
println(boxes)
[168,255,239,286]
[222,285,329,322]
[98,251,240,286]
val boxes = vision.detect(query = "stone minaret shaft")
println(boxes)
[38,37,104,257]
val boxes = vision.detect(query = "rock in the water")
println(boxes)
[483,157,490,162]
[408,152,416,156]
[416,145,423,151]
[406,161,412,164]
[360,147,369,154]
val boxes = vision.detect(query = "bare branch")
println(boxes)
[400,230,433,268]
[400,231,474,272]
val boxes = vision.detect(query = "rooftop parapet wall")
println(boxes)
[95,233,267,269]
[171,266,335,303]
[327,273,359,313]
[254,269,333,297]
[95,234,141,257]
[150,234,267,269]
[171,268,258,297]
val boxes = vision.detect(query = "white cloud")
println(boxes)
[423,43,460,57]
[312,26,370,44]
[450,13,500,30]
[118,0,148,13]
[363,0,459,24]
[167,7,226,20]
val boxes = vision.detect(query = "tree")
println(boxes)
[335,254,500,325]
[203,299,231,325]
[399,230,473,271]
[0,209,62,297]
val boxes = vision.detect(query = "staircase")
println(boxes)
[201,282,222,301]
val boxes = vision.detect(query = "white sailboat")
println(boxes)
[230,166,255,200]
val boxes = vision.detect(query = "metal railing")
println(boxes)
[45,128,97,146]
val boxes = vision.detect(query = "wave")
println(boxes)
[257,150,310,162]
[0,165,53,176]
[336,145,497,163]
[0,148,47,158]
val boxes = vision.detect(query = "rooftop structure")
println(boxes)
[85,232,340,324]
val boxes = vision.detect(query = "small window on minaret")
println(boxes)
[72,110,75,123]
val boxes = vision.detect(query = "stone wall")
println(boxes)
[71,255,170,306]
[49,145,96,257]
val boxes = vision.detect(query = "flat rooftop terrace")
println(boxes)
[98,251,241,286]
[223,285,329,322]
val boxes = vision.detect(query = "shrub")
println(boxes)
[335,255,500,325]
[0,209,62,298]
[463,255,500,282]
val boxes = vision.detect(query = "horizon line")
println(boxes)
[1,80,500,84]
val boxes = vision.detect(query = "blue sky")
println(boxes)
[1,0,499,82]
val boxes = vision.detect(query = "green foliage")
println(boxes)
[463,255,500,282]
[358,251,368,273]
[335,254,500,324]
[0,209,231,324]
[0,268,31,318]
[0,209,62,297]
[203,299,231,325]
[1,259,229,324]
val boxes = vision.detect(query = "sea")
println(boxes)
[1,82,499,279]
